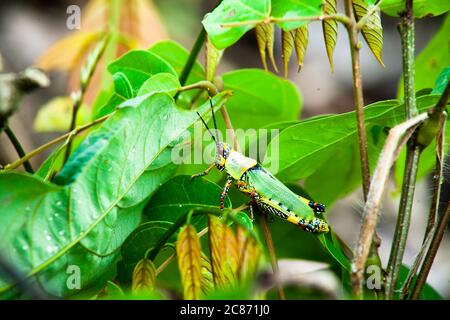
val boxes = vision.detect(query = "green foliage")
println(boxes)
[381,0,450,18]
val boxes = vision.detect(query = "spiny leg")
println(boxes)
[191,163,215,180]
[220,175,233,210]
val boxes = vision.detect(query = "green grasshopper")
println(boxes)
[191,100,329,234]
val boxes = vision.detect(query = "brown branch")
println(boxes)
[351,112,428,297]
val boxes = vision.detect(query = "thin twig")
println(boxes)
[3,126,34,173]
[400,224,435,299]
[351,112,428,297]
[2,114,111,171]
[344,0,371,199]
[424,112,446,238]
[260,213,286,300]
[410,201,450,299]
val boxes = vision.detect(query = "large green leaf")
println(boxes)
[148,40,206,108]
[107,50,177,97]
[271,0,323,31]
[143,175,232,230]
[202,0,270,49]
[381,0,450,18]
[398,15,450,98]
[222,68,302,131]
[0,92,230,297]
[263,95,442,204]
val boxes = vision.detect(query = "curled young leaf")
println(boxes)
[294,25,309,72]
[208,215,239,288]
[80,34,110,91]
[255,24,269,71]
[281,30,295,78]
[176,224,203,300]
[322,0,338,72]
[236,226,261,283]
[353,0,384,66]
[131,258,156,293]
[200,252,214,294]
[206,36,224,82]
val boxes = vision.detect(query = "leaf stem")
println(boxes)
[3,126,34,173]
[220,14,351,28]
[410,201,450,299]
[2,114,111,171]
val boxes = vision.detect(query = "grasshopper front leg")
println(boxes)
[220,175,233,209]
[191,163,215,180]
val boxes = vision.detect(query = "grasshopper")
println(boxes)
[192,100,329,234]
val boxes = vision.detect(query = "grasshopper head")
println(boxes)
[215,142,231,170]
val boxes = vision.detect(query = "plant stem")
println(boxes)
[63,93,83,164]
[174,28,207,102]
[3,126,34,173]
[424,112,446,238]
[351,112,428,298]
[385,0,418,299]
[344,0,371,200]
[385,143,420,299]
[410,201,450,299]
[3,114,111,171]
[180,28,206,87]
[260,213,286,300]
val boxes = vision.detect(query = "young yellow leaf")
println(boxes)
[132,258,156,293]
[36,31,102,72]
[176,224,203,300]
[322,0,338,72]
[208,215,239,288]
[236,226,261,283]
[266,23,279,73]
[206,36,224,82]
[33,96,90,132]
[353,0,384,66]
[294,25,309,71]
[282,30,295,78]
[200,252,214,294]
[255,24,269,71]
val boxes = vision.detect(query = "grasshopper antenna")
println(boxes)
[209,96,218,132]
[196,111,217,143]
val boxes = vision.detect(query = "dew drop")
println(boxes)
[25,206,31,212]
[22,245,28,250]
[49,217,53,221]
[178,204,182,208]
[46,246,53,253]
[58,230,65,236]
[162,114,168,120]
[73,188,78,193]
[56,201,62,206]
[46,235,52,241]
[131,147,136,153]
